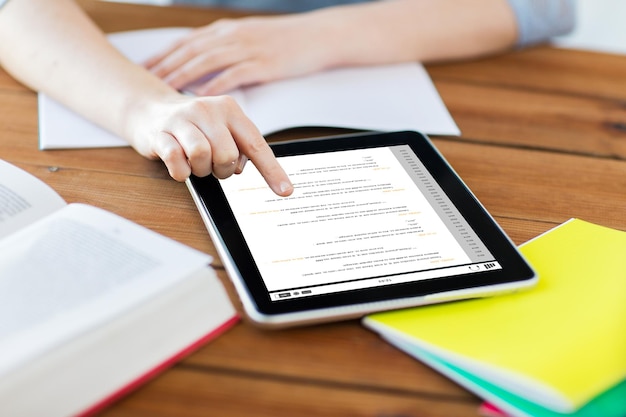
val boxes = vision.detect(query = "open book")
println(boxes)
[38,27,460,150]
[0,159,238,417]
[364,219,626,417]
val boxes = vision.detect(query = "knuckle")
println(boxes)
[215,94,238,106]
[212,148,239,167]
[170,170,188,182]
[183,99,213,117]
[186,142,212,164]
[212,18,234,28]
[159,144,184,165]
[188,40,206,56]
[246,134,268,153]
[208,94,240,112]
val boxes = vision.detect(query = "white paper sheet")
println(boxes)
[38,27,460,150]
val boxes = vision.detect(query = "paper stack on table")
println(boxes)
[364,218,626,417]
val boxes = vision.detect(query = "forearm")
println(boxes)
[0,0,293,195]
[306,0,518,67]
[0,0,177,142]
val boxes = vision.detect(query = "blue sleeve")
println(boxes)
[505,0,577,47]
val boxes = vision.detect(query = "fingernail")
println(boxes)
[279,181,293,195]
[235,155,248,172]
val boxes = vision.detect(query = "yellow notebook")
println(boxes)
[364,219,626,413]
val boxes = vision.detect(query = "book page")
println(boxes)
[239,62,460,136]
[0,160,66,239]
[0,203,212,377]
[38,27,459,150]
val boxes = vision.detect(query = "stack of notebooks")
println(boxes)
[364,218,626,417]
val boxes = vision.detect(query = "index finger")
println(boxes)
[234,128,293,197]
[144,28,202,69]
[144,39,184,69]
[144,25,217,69]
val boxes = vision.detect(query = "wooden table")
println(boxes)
[2,1,625,416]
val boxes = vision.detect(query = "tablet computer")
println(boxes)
[187,130,537,328]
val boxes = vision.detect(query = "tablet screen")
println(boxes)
[220,144,498,302]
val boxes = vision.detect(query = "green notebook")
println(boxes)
[364,219,626,415]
